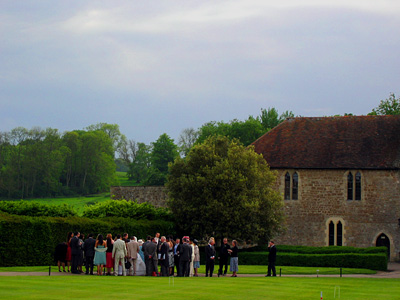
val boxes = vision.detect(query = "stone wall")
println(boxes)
[272,169,400,261]
[110,186,168,208]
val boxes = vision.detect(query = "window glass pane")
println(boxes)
[337,221,343,246]
[347,172,353,200]
[355,172,361,200]
[329,221,335,246]
[284,172,291,200]
[292,172,298,200]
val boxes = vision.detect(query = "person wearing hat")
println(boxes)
[192,239,200,277]
[266,241,277,277]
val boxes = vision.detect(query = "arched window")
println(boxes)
[347,171,362,201]
[292,172,298,200]
[337,221,343,246]
[355,172,361,200]
[327,218,344,246]
[284,172,291,200]
[328,221,335,246]
[347,172,353,200]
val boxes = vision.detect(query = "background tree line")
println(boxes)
[0,124,118,198]
[119,107,294,185]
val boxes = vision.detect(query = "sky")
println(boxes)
[1,0,400,144]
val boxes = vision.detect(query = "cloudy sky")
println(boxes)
[1,1,399,143]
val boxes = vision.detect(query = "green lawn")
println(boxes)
[5,193,111,215]
[0,265,376,275]
[116,171,139,187]
[0,276,398,300]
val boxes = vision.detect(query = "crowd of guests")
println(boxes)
[54,232,240,277]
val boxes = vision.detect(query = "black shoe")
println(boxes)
[85,272,89,275]
[265,275,271,277]
[205,274,208,277]
[218,273,220,277]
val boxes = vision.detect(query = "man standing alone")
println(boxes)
[266,241,277,277]
[113,234,127,276]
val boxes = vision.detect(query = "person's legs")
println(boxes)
[209,261,214,277]
[224,258,229,275]
[205,260,210,277]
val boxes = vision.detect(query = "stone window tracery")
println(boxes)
[284,171,299,200]
[347,171,362,201]
[326,218,345,246]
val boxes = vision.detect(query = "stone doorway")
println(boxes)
[376,233,390,259]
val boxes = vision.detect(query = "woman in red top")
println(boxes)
[65,232,73,273]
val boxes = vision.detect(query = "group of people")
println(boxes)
[54,232,204,277]
[54,232,277,277]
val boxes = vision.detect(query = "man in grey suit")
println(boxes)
[112,234,127,276]
[126,236,139,276]
[143,237,158,276]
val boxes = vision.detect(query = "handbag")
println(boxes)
[125,260,131,270]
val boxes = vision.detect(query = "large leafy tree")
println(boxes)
[167,135,284,242]
[369,93,400,115]
[146,133,178,186]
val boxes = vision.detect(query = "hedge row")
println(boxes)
[0,212,175,267]
[243,245,388,255]
[230,252,387,270]
[0,201,77,217]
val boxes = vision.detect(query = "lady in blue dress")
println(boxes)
[94,234,107,275]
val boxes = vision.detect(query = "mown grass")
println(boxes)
[116,171,140,187]
[0,276,398,300]
[4,193,111,215]
[0,265,376,275]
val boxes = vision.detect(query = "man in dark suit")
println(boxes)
[266,241,277,277]
[144,237,158,276]
[179,237,192,277]
[218,238,231,277]
[173,238,181,276]
[83,233,96,275]
[205,237,216,277]
[142,235,151,275]
[159,236,169,276]
[70,231,81,274]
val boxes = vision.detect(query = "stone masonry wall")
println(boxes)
[110,186,168,208]
[273,169,400,261]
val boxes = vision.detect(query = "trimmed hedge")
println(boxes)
[0,201,77,217]
[0,212,175,267]
[243,245,387,254]
[235,252,387,270]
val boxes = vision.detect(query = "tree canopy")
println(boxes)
[369,93,400,115]
[167,135,285,242]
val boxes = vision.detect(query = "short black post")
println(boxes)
[280,268,282,277]
[340,268,342,278]
[49,265,51,276]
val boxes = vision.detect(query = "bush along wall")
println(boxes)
[0,212,175,267]
[234,251,387,270]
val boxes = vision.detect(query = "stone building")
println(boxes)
[252,115,400,261]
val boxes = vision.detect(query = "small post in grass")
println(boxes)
[49,265,51,276]
[320,291,323,299]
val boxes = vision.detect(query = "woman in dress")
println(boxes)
[105,233,114,276]
[228,240,238,277]
[193,239,200,277]
[135,239,146,276]
[167,237,175,276]
[65,232,73,272]
[94,234,107,275]
[189,238,195,277]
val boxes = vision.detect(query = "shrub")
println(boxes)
[234,252,387,270]
[82,199,171,221]
[0,212,175,267]
[0,200,77,217]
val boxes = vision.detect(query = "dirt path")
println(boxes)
[1,263,399,278]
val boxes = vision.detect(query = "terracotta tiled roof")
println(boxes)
[252,115,400,169]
